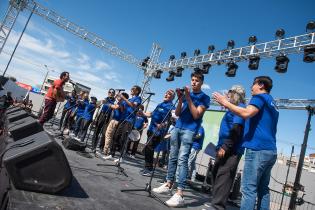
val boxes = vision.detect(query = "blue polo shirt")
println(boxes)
[134,115,148,130]
[101,97,115,114]
[112,100,127,122]
[217,103,246,155]
[82,103,96,121]
[192,126,205,150]
[124,96,142,123]
[175,91,210,132]
[242,94,279,151]
[148,101,174,136]
[64,96,76,110]
[76,99,89,117]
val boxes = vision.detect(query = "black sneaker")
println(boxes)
[141,169,153,177]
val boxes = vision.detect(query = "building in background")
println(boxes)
[41,76,91,95]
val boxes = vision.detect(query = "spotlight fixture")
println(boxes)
[201,63,211,74]
[193,66,203,74]
[169,55,175,61]
[153,70,163,79]
[175,67,184,77]
[166,71,176,81]
[194,49,201,56]
[275,55,290,73]
[140,56,150,67]
[248,55,260,70]
[227,40,235,49]
[275,28,285,39]
[306,20,315,32]
[180,52,187,58]
[303,45,315,63]
[225,61,238,77]
[208,45,215,53]
[248,35,257,44]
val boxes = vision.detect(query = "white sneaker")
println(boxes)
[69,132,75,137]
[74,136,81,141]
[165,193,185,207]
[152,183,172,195]
[114,157,123,163]
[102,155,113,160]
[129,154,136,159]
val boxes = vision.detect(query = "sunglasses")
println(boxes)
[108,91,115,94]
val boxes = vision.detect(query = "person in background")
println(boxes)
[127,104,148,159]
[213,76,278,210]
[59,90,77,130]
[205,85,246,210]
[39,72,70,125]
[76,96,97,142]
[71,92,89,137]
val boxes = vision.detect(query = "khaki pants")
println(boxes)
[103,119,119,155]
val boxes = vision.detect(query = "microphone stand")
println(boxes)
[97,93,155,177]
[120,97,179,206]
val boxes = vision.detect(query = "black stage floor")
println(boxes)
[7,124,240,210]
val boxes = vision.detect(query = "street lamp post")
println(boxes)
[40,65,49,94]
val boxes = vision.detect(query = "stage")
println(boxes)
[6,124,239,210]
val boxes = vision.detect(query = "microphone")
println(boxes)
[144,92,155,95]
[115,88,125,92]
[68,80,76,86]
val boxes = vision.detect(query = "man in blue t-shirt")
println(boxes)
[76,96,97,142]
[92,88,116,153]
[127,104,148,158]
[153,72,210,207]
[209,85,246,210]
[141,89,175,176]
[59,90,76,130]
[72,92,89,137]
[213,76,279,210]
[113,85,142,162]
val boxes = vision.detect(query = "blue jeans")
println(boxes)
[166,128,194,190]
[240,149,277,210]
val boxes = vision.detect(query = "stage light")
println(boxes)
[166,71,176,81]
[248,55,260,70]
[194,49,201,56]
[153,70,163,79]
[208,45,215,53]
[275,55,290,73]
[175,67,184,77]
[275,28,285,39]
[201,63,211,74]
[303,45,315,63]
[169,55,175,61]
[225,61,238,77]
[193,67,203,74]
[227,40,235,49]
[140,56,150,67]
[180,52,187,58]
[306,21,315,32]
[248,35,257,44]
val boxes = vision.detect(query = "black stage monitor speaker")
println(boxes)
[6,107,22,115]
[62,137,86,151]
[6,110,29,123]
[8,116,43,141]
[2,131,73,194]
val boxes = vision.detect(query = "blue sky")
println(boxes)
[0,0,314,156]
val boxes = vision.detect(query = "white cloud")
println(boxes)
[202,83,211,90]
[95,60,111,70]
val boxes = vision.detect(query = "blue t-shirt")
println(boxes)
[76,99,89,117]
[134,115,148,130]
[192,126,205,150]
[217,103,246,155]
[175,91,210,132]
[112,100,127,121]
[82,103,96,121]
[101,97,115,114]
[242,94,279,151]
[124,96,142,123]
[64,96,76,110]
[148,101,174,136]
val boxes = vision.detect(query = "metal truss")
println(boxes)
[148,33,315,74]
[0,0,27,54]
[3,0,142,66]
